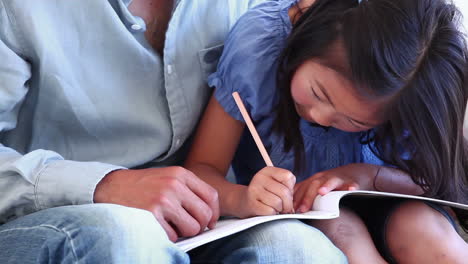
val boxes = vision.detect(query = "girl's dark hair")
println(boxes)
[274,0,468,229]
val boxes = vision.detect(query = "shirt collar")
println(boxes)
[110,0,181,26]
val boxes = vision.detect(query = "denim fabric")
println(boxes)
[0,205,347,264]
[192,219,348,263]
[0,204,188,263]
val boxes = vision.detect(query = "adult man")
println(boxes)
[0,0,346,262]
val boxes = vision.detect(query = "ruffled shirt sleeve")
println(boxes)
[361,142,385,166]
[208,0,295,122]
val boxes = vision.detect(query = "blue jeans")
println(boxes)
[0,204,347,263]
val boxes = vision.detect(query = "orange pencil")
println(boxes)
[232,92,274,167]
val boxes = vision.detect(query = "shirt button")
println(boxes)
[131,24,142,31]
[167,65,173,75]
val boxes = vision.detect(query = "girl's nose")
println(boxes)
[310,109,334,127]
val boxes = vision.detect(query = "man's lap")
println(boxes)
[191,219,348,264]
[0,204,187,264]
[0,205,347,264]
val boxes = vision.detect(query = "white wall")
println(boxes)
[453,0,468,32]
[452,0,468,137]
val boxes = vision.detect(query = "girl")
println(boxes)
[185,0,468,263]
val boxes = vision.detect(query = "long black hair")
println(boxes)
[274,0,468,229]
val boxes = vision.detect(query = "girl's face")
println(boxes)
[290,59,389,132]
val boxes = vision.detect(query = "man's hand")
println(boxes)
[94,166,219,242]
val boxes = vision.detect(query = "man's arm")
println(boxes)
[0,7,123,223]
[0,147,123,222]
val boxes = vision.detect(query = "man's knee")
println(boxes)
[245,219,348,264]
[51,204,166,243]
[0,204,188,263]
[63,204,186,262]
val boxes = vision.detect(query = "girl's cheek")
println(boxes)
[291,82,312,106]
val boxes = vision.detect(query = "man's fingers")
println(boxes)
[154,214,178,242]
[178,184,213,233]
[180,168,220,228]
[163,203,202,238]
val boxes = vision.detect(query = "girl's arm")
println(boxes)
[373,165,424,195]
[294,163,424,213]
[186,94,296,218]
[185,95,247,217]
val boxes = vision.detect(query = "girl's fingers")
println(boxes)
[347,182,360,190]
[318,177,345,196]
[264,180,294,214]
[293,183,306,210]
[297,182,321,213]
[257,187,283,213]
[268,168,296,191]
[294,182,301,193]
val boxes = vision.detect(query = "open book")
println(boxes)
[176,190,468,252]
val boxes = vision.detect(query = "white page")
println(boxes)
[322,190,468,210]
[176,190,468,252]
[176,210,337,252]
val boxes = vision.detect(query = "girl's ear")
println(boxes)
[299,0,317,7]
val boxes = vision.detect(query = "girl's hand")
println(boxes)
[293,163,380,213]
[238,167,296,218]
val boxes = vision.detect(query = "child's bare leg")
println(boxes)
[307,207,387,264]
[386,201,468,264]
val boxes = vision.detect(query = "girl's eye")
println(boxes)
[348,119,362,129]
[311,88,323,102]
[348,119,370,130]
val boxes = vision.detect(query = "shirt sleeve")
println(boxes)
[0,4,123,223]
[208,0,288,122]
[361,128,413,167]
[361,142,385,166]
